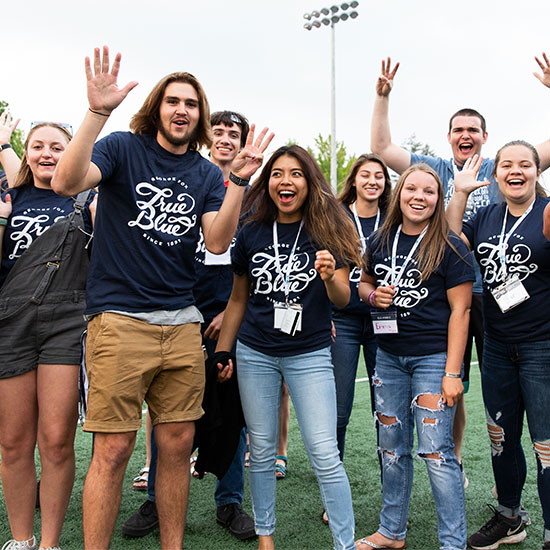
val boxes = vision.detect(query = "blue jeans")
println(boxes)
[236,341,355,550]
[331,313,377,460]
[482,335,550,532]
[374,349,466,550]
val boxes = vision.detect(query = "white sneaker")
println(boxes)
[1,536,37,550]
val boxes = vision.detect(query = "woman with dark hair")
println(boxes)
[331,153,391,462]
[356,163,474,550]
[0,122,93,550]
[214,145,361,550]
[447,145,550,550]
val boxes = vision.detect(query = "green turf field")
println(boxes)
[0,357,542,549]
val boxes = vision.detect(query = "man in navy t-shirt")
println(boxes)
[369,53,550,506]
[122,111,256,542]
[52,46,272,549]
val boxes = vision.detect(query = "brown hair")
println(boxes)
[242,145,362,268]
[373,163,463,280]
[448,108,487,134]
[13,123,72,188]
[130,72,212,150]
[493,139,547,198]
[338,153,392,213]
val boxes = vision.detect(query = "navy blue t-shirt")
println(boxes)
[463,195,550,342]
[365,227,474,356]
[193,226,234,321]
[334,204,383,318]
[88,132,224,314]
[0,185,93,287]
[232,220,334,356]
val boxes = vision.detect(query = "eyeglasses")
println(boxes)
[30,121,73,135]
[230,114,242,125]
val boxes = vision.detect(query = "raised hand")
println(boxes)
[0,193,12,220]
[534,52,550,88]
[85,46,138,115]
[452,155,489,195]
[375,57,400,97]
[230,125,275,181]
[0,112,19,146]
[315,250,337,282]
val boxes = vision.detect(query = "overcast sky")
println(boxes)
[4,0,550,171]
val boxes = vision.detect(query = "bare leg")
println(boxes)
[453,395,466,463]
[82,432,136,549]
[36,364,79,548]
[259,534,275,550]
[0,371,38,542]
[145,409,152,468]
[154,421,195,550]
[275,382,290,478]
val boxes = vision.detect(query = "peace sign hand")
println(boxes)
[534,52,550,88]
[376,57,400,97]
[85,46,138,115]
[230,125,275,181]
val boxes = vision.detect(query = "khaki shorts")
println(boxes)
[83,312,205,433]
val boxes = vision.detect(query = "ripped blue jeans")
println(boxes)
[373,349,466,550]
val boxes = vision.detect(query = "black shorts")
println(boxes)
[0,291,86,379]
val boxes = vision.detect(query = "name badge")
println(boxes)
[205,248,231,266]
[274,302,303,335]
[491,274,530,313]
[371,310,399,334]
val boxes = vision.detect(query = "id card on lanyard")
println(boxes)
[272,220,304,335]
[490,202,533,313]
[372,224,428,335]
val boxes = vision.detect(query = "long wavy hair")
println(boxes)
[130,72,212,151]
[338,153,392,214]
[242,145,362,268]
[13,123,72,188]
[372,163,461,280]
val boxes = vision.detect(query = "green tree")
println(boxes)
[401,133,436,157]
[307,134,356,193]
[0,100,26,159]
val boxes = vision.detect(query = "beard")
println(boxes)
[157,119,200,148]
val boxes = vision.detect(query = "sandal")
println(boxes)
[132,467,149,491]
[275,455,288,479]
[356,537,406,549]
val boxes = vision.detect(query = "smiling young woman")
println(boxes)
[214,145,361,550]
[356,163,474,550]
[447,145,550,550]
[0,121,94,550]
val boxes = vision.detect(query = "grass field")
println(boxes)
[0,356,543,549]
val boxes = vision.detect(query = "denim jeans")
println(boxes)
[236,341,355,550]
[482,334,550,531]
[374,349,466,550]
[146,425,246,506]
[331,313,378,460]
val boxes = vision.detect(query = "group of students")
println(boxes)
[0,44,549,550]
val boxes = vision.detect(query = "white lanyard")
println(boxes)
[390,223,429,290]
[272,220,304,302]
[498,200,535,278]
[351,202,380,255]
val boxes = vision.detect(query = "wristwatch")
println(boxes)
[0,143,12,151]
[229,172,250,187]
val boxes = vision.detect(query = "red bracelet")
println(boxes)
[368,290,376,306]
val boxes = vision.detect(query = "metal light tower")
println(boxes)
[304,2,359,193]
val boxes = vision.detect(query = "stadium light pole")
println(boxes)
[303,2,359,193]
